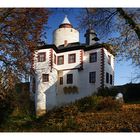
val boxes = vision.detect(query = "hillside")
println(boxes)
[0,95,140,132]
[0,82,140,132]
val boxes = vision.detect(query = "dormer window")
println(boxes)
[38,52,46,62]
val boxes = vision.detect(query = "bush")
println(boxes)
[75,96,102,112]
[74,95,122,112]
[96,87,118,97]
[95,96,122,111]
[11,92,35,116]
[0,93,14,125]
[0,88,35,127]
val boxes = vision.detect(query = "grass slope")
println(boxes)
[0,98,140,132]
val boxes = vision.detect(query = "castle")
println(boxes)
[30,16,115,116]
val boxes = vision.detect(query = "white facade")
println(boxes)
[30,16,115,116]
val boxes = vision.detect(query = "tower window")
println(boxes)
[89,52,97,63]
[67,74,73,84]
[59,77,63,85]
[42,74,49,82]
[110,74,113,85]
[68,54,76,63]
[38,52,46,62]
[106,72,109,84]
[57,55,64,65]
[89,72,96,83]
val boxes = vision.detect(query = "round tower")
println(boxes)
[53,15,79,47]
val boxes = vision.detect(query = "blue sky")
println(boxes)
[45,8,137,86]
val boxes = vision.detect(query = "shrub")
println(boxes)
[75,96,102,112]
[0,93,14,125]
[63,116,79,131]
[74,95,122,112]
[11,92,35,116]
[96,87,118,97]
[95,96,122,111]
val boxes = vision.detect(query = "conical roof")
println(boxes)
[61,15,71,24]
[59,15,73,28]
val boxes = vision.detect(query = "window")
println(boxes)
[108,55,111,64]
[59,77,63,85]
[68,54,76,63]
[89,52,97,63]
[32,77,36,93]
[42,74,49,82]
[57,55,64,65]
[38,52,46,62]
[67,74,73,84]
[106,72,109,83]
[54,54,56,64]
[89,72,96,83]
[110,74,113,85]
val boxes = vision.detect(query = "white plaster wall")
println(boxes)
[54,48,102,107]
[29,75,35,100]
[45,68,57,110]
[78,49,101,95]
[53,28,79,47]
[55,50,81,70]
[34,48,58,111]
[34,49,50,71]
[35,69,47,112]
[56,69,81,106]
[32,47,115,112]
[35,67,58,111]
[104,49,115,87]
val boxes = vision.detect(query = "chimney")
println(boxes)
[64,40,68,47]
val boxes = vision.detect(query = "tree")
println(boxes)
[78,8,140,67]
[0,8,49,100]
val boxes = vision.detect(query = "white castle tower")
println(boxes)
[53,15,79,47]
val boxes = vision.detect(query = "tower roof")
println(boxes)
[59,15,73,28]
[61,15,71,24]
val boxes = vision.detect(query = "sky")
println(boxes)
[45,8,138,86]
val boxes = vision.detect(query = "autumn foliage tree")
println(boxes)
[79,8,140,71]
[0,8,49,119]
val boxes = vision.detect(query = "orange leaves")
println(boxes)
[0,8,49,94]
[0,98,140,132]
